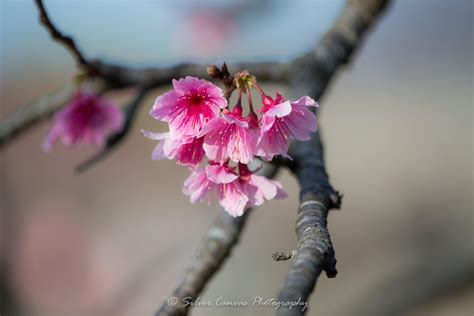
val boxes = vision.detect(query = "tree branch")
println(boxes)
[276,0,391,315]
[34,0,93,73]
[91,60,291,89]
[276,131,341,316]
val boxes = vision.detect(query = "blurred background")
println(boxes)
[0,0,472,315]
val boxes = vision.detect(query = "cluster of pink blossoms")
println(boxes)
[43,91,124,152]
[143,74,318,217]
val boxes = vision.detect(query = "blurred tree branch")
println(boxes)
[34,0,92,73]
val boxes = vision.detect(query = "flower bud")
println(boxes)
[262,95,274,107]
[233,70,256,92]
[207,65,222,79]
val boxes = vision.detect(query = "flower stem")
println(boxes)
[253,82,266,98]
[245,84,255,115]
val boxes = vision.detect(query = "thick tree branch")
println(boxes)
[276,0,391,315]
[155,163,279,316]
[276,131,340,316]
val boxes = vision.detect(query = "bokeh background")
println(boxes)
[1,0,472,315]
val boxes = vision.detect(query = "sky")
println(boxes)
[0,0,344,76]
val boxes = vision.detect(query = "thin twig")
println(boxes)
[272,250,297,261]
[91,60,290,89]
[34,0,93,73]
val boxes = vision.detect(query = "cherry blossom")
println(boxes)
[43,91,123,152]
[199,109,257,164]
[150,76,227,139]
[141,130,204,168]
[257,93,318,160]
[144,72,319,216]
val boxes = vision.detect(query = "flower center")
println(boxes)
[189,94,204,106]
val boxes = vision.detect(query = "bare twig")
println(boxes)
[90,60,290,89]
[155,163,279,316]
[276,0,391,315]
[75,87,151,173]
[34,0,93,73]
[272,250,297,261]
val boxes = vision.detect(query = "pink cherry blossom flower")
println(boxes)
[183,164,248,216]
[245,173,288,207]
[257,93,319,160]
[150,76,227,139]
[43,91,123,152]
[141,130,204,168]
[182,168,218,204]
[238,163,287,209]
[198,111,257,164]
[183,163,287,217]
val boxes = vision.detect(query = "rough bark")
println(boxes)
[276,1,391,315]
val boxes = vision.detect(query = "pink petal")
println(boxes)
[218,182,248,217]
[206,164,238,184]
[222,112,249,128]
[291,95,319,108]
[183,169,216,204]
[250,175,278,200]
[42,125,61,152]
[141,129,169,140]
[265,100,292,118]
[175,137,205,168]
[281,106,317,141]
[149,90,180,121]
